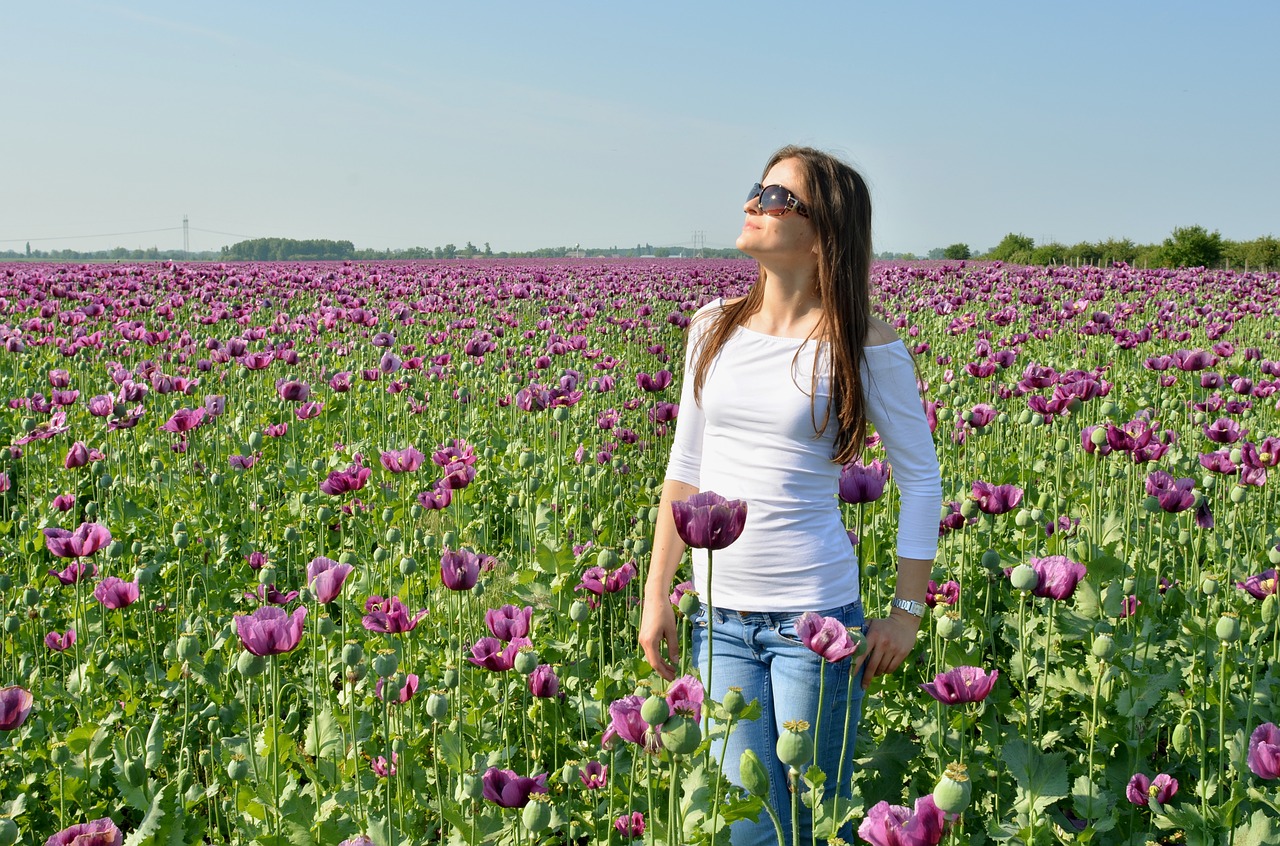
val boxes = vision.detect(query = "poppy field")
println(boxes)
[1,258,1278,845]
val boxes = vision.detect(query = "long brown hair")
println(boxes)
[691,145,873,464]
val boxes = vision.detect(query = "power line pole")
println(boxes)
[183,215,189,258]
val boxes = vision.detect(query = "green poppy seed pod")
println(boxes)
[1090,427,1109,447]
[83,501,98,519]
[1014,509,1032,528]
[640,695,671,727]
[936,613,963,641]
[372,547,389,563]
[97,473,113,490]
[410,503,424,520]
[596,548,620,569]
[1263,594,1279,625]
[284,526,300,543]
[339,551,357,565]
[523,796,553,832]
[1268,545,1280,566]
[1054,437,1070,453]
[1229,485,1247,504]
[442,530,458,548]
[740,749,771,798]
[513,648,540,675]
[569,600,591,623]
[131,540,143,555]
[316,615,335,637]
[559,761,579,784]
[1200,577,1219,596]
[1229,447,1244,465]
[173,531,189,550]
[0,816,17,846]
[341,641,364,667]
[661,713,702,756]
[22,588,38,607]
[372,649,399,678]
[1215,614,1241,643]
[317,506,334,523]
[177,633,201,662]
[518,451,537,469]
[443,667,459,689]
[932,762,972,814]
[237,651,266,677]
[106,540,124,558]
[1178,529,1192,545]
[2,616,18,635]
[1142,496,1161,513]
[395,556,416,577]
[1201,474,1216,490]
[1011,564,1039,592]
[248,431,264,450]
[458,772,484,801]
[1030,412,1045,427]
[385,527,402,545]
[981,549,1001,570]
[309,458,326,474]
[1091,633,1115,660]
[257,566,277,586]
[1171,722,1191,755]
[723,687,747,718]
[777,720,814,769]
[552,406,570,422]
[50,743,71,767]
[425,691,449,721]
[959,500,980,519]
[678,591,700,617]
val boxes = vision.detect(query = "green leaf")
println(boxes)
[303,709,344,759]
[123,783,167,846]
[1070,774,1114,820]
[1116,669,1179,719]
[854,730,919,806]
[1000,738,1068,817]
[1232,808,1280,846]
[145,712,164,770]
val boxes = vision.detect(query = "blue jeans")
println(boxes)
[691,601,866,846]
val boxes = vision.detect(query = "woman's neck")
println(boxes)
[748,268,823,338]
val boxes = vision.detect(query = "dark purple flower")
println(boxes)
[375,673,419,704]
[580,760,608,789]
[159,407,206,434]
[47,559,98,585]
[857,794,946,846]
[484,605,533,641]
[235,606,306,656]
[93,577,139,610]
[229,453,260,470]
[529,664,561,699]
[416,483,453,510]
[440,548,481,591]
[1204,418,1246,445]
[380,447,425,473]
[1238,570,1278,600]
[294,401,324,420]
[1025,556,1087,600]
[670,491,747,550]
[1248,722,1280,779]
[1145,470,1196,513]
[370,753,397,778]
[42,817,123,846]
[45,629,76,652]
[467,636,531,671]
[601,695,657,751]
[64,441,90,469]
[838,459,890,504]
[0,685,34,731]
[276,379,311,402]
[44,523,111,559]
[575,561,637,596]
[614,812,645,840]
[244,583,300,605]
[665,674,705,721]
[481,767,548,808]
[920,666,999,705]
[795,611,861,662]
[1126,772,1178,806]
[320,464,371,495]
[926,580,960,607]
[971,480,1023,515]
[307,556,354,604]
[362,595,427,634]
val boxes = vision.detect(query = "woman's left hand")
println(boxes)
[854,611,923,689]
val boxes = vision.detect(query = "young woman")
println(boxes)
[639,145,943,844]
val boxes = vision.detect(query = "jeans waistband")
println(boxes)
[701,600,862,625]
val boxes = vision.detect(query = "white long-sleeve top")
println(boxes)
[664,299,943,611]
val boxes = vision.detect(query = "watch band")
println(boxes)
[890,597,927,617]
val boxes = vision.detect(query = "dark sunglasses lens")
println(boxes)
[759,185,790,214]
[746,183,764,203]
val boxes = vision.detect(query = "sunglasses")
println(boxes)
[747,183,810,218]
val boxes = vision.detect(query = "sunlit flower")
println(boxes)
[362,595,427,634]
[920,666,999,704]
[308,556,354,604]
[482,767,548,808]
[93,577,140,610]
[1248,722,1280,779]
[235,606,306,656]
[671,491,747,549]
[0,685,34,731]
[42,817,123,846]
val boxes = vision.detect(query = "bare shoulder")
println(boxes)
[865,316,900,347]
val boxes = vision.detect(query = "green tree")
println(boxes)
[1160,225,1222,268]
[1030,242,1068,266]
[942,243,971,260]
[987,233,1035,263]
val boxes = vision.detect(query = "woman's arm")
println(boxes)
[639,478,699,681]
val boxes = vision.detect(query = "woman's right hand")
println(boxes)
[639,595,679,681]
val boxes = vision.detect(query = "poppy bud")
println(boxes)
[425,691,449,721]
[932,762,972,814]
[443,667,459,689]
[1171,723,1191,755]
[0,817,16,846]
[1269,545,1280,566]
[661,713,701,756]
[1264,595,1279,626]
[936,613,963,640]
[177,633,201,662]
[777,720,814,769]
[640,695,670,726]
[2,617,17,635]
[722,687,747,718]
[739,749,771,798]
[120,757,146,788]
[237,651,266,677]
[1200,577,1219,596]
[1092,633,1115,660]
[1010,564,1039,592]
[569,600,591,623]
[458,772,484,801]
[981,549,1001,570]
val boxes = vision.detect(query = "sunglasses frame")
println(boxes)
[747,182,810,218]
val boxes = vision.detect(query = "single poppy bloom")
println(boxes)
[235,606,306,656]
[920,666,999,705]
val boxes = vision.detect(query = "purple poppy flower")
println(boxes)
[338,837,374,846]
[320,464,371,495]
[575,561,637,596]
[1248,722,1280,779]
[665,674,705,721]
[580,760,608,789]
[481,767,548,808]
[375,673,419,704]
[44,523,111,559]
[0,685,34,731]
[244,583,300,605]
[838,459,890,504]
[42,817,123,846]
[370,753,397,778]
[467,636,531,671]
[362,596,427,634]
[795,611,861,662]
[614,812,646,840]
[971,480,1023,515]
[926,580,960,607]
[47,559,98,585]
[1238,570,1278,600]
[670,491,747,550]
[229,453,260,470]
[484,604,533,641]
[1126,772,1178,806]
[329,371,352,392]
[380,447,425,473]
[294,401,324,420]
[440,548,481,591]
[1025,556,1088,600]
[920,666,999,704]
[93,577,140,610]
[159,407,206,434]
[307,556,354,604]
[45,629,76,652]
[601,695,658,752]
[857,794,947,846]
[64,441,90,469]
[203,394,226,418]
[235,606,306,656]
[636,369,672,392]
[1204,418,1246,444]
[528,664,561,699]
[1145,470,1196,513]
[276,379,311,402]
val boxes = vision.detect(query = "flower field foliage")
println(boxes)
[0,258,1278,845]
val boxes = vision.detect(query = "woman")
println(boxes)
[639,145,943,844]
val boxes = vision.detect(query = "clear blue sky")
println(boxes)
[3,1,1277,255]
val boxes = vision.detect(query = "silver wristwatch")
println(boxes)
[889,597,927,617]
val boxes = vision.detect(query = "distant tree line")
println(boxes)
[892,227,1280,270]
[0,245,220,261]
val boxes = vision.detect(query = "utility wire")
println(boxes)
[0,227,183,243]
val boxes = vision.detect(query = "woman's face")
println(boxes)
[735,157,819,264]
